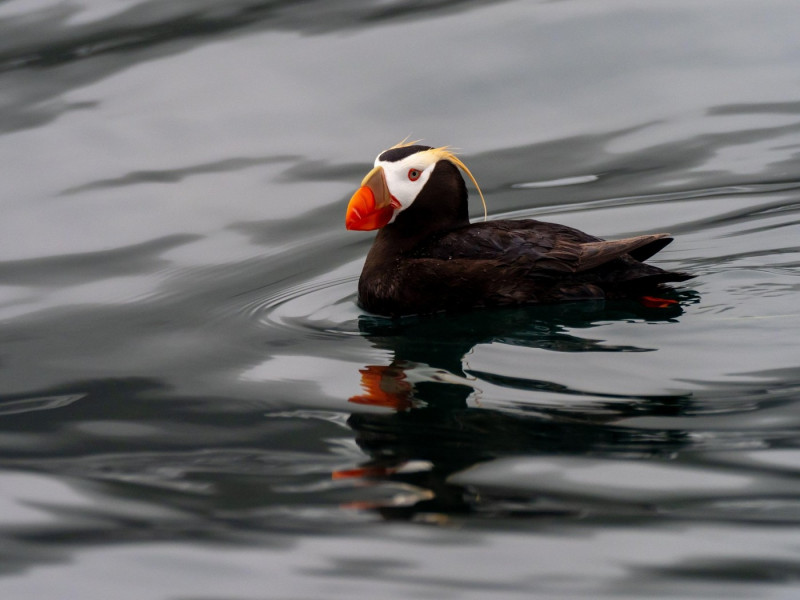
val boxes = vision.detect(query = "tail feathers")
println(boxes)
[578,233,673,272]
[629,236,674,262]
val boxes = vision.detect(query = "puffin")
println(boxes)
[345,142,693,317]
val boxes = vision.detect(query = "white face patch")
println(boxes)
[373,151,439,219]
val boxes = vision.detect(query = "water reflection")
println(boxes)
[339,296,701,520]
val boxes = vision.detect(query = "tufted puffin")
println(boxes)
[345,142,693,317]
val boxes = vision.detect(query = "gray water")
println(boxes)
[2,1,800,598]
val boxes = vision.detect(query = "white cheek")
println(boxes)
[401,170,433,211]
[380,161,434,212]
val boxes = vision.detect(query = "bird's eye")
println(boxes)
[408,169,421,181]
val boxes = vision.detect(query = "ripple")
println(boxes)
[241,275,363,339]
[451,455,800,508]
[511,174,599,189]
[495,180,800,223]
[0,393,84,416]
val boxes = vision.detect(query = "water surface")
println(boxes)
[2,1,800,598]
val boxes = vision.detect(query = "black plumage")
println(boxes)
[349,146,693,317]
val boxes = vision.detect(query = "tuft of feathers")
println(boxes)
[389,138,488,221]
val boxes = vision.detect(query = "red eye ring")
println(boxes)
[407,168,421,181]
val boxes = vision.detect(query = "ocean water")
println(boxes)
[1,1,800,598]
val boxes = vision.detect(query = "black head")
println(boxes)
[345,143,486,252]
[372,146,475,248]
[378,144,434,163]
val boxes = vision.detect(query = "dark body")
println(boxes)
[356,151,692,317]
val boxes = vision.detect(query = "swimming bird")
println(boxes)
[345,142,693,317]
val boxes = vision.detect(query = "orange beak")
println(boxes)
[345,166,395,230]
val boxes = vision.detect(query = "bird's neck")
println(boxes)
[363,159,471,264]
[373,211,467,257]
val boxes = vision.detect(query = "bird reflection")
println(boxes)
[336,293,700,521]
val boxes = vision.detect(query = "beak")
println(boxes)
[345,166,395,230]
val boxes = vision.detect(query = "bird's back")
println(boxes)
[356,219,693,315]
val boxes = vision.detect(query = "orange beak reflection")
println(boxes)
[349,364,414,411]
[345,166,395,230]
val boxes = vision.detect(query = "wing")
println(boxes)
[416,219,674,274]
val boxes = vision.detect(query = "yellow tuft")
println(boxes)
[427,146,488,222]
[388,140,488,221]
[390,136,422,149]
